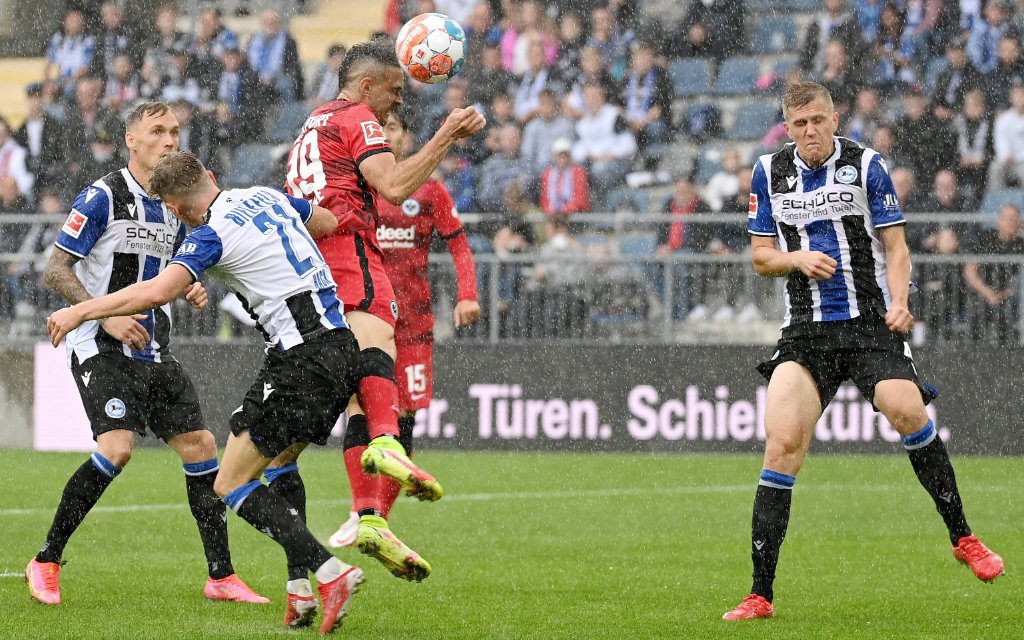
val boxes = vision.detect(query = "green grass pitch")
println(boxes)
[1,449,1019,639]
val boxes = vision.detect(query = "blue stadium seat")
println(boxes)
[668,58,712,97]
[605,188,649,213]
[268,102,310,144]
[694,146,725,183]
[617,232,658,256]
[224,144,278,188]
[773,55,799,77]
[787,0,820,10]
[979,189,1024,215]
[727,99,781,140]
[746,0,781,11]
[577,232,611,248]
[712,57,760,95]
[750,16,798,54]
[923,57,950,94]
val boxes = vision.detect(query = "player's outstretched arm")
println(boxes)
[47,265,195,347]
[360,107,486,204]
[305,204,341,239]
[880,225,914,333]
[751,236,836,279]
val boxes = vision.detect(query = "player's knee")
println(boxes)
[765,431,805,460]
[99,443,133,468]
[398,413,415,455]
[887,408,930,436]
[343,414,371,450]
[359,347,395,382]
[212,475,235,499]
[172,429,217,464]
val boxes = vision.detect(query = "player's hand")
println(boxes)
[184,282,208,309]
[885,303,914,333]
[454,299,481,327]
[793,251,837,280]
[47,307,86,347]
[98,315,151,351]
[443,107,487,140]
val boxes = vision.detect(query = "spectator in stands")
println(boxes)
[468,43,514,110]
[900,0,943,63]
[983,35,1024,112]
[539,138,590,217]
[967,0,1020,74]
[309,43,346,107]
[963,203,1024,343]
[439,153,477,212]
[79,127,121,181]
[501,0,558,76]
[930,35,981,122]
[846,86,886,143]
[871,123,898,168]
[710,167,761,322]
[103,54,140,113]
[527,215,585,290]
[553,12,585,81]
[563,45,619,119]
[464,2,502,67]
[0,116,34,204]
[143,4,189,82]
[14,83,65,198]
[247,10,304,101]
[656,173,712,319]
[954,89,993,200]
[137,54,165,102]
[187,7,239,94]
[513,41,560,123]
[890,166,922,211]
[92,1,138,80]
[521,89,575,175]
[622,40,672,154]
[63,77,120,192]
[492,182,536,312]
[169,99,220,175]
[914,169,971,251]
[815,40,860,114]
[587,5,634,82]
[894,88,956,185]
[212,46,264,148]
[988,84,1024,190]
[869,2,914,91]
[4,188,62,322]
[43,8,95,98]
[478,124,530,213]
[853,0,884,42]
[161,46,203,107]
[672,0,744,63]
[572,83,637,209]
[915,225,964,343]
[801,0,865,78]
[481,92,516,157]
[703,148,741,212]
[0,162,30,216]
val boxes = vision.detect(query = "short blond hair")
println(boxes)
[148,151,206,201]
[782,81,834,119]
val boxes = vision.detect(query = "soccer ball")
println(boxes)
[395,13,466,84]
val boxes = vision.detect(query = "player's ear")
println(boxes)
[206,169,218,187]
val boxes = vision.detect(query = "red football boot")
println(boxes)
[722,594,775,621]
[317,566,365,635]
[953,535,1005,583]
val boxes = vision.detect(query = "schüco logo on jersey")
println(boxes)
[377,225,416,248]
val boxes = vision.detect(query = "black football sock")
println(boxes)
[902,421,972,545]
[184,459,234,580]
[37,453,120,564]
[397,414,415,456]
[750,469,795,603]
[265,463,307,581]
[225,482,333,575]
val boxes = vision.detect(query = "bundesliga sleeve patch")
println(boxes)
[361,120,386,145]
[62,209,88,238]
[748,193,758,219]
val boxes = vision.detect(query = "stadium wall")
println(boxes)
[13,343,1023,455]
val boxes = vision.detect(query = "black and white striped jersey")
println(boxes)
[747,136,906,328]
[55,168,184,365]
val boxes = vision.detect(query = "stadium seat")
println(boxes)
[712,57,760,95]
[668,58,712,97]
[786,0,820,10]
[979,189,1024,215]
[605,188,649,213]
[750,16,797,54]
[223,144,279,188]
[617,232,658,256]
[268,102,310,144]
[727,99,781,140]
[923,57,950,94]
[746,0,781,11]
[577,232,611,248]
[772,55,799,77]
[694,146,725,183]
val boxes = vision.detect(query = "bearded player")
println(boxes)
[274,40,485,584]
[326,109,480,550]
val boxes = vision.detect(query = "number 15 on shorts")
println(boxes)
[405,364,427,394]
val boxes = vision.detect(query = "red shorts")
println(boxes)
[395,341,433,411]
[319,233,398,328]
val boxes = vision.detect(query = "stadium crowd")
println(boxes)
[0,0,1023,342]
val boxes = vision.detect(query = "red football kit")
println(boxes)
[377,178,477,410]
[285,99,398,327]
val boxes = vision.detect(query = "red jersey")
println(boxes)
[285,99,391,238]
[377,178,478,344]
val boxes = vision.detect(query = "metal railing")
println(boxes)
[1,212,1021,346]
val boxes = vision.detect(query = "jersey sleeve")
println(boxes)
[866,155,905,228]
[342,103,393,167]
[284,193,314,223]
[430,181,463,238]
[169,226,224,281]
[54,185,111,258]
[747,161,776,237]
